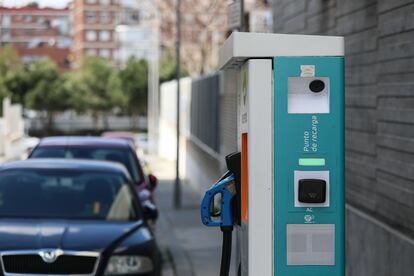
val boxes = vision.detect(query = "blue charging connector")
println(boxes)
[200,152,240,276]
[200,174,235,228]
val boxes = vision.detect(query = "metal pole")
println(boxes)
[240,0,245,31]
[174,0,182,209]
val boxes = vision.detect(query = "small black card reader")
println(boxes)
[298,179,327,204]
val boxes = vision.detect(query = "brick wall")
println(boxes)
[272,0,414,275]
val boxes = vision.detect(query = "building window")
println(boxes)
[130,10,140,23]
[100,0,110,5]
[37,16,45,24]
[99,49,110,58]
[86,48,97,56]
[99,30,110,41]
[86,30,97,41]
[2,15,11,28]
[59,16,69,35]
[100,11,110,23]
[86,11,97,23]
[24,15,32,23]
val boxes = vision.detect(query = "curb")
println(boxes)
[156,211,195,276]
[167,242,195,276]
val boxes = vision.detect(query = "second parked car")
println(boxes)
[29,137,158,212]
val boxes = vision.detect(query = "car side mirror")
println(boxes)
[142,201,158,221]
[148,174,158,190]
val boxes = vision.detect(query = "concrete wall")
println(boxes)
[272,0,414,275]
[27,113,147,132]
[0,98,27,161]
[158,77,192,178]
[186,138,223,194]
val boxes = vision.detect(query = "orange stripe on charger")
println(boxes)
[241,133,248,224]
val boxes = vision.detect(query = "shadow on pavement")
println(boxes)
[149,156,235,276]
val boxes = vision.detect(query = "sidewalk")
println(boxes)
[149,156,233,276]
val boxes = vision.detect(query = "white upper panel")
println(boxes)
[219,32,344,70]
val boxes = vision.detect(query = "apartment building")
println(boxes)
[116,0,159,66]
[0,6,71,69]
[70,0,119,66]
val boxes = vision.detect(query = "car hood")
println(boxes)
[0,219,145,252]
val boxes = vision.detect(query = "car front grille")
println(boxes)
[1,251,99,275]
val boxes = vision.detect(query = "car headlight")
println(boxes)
[104,255,153,275]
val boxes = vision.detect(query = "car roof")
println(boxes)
[102,131,135,139]
[0,159,131,177]
[37,136,132,148]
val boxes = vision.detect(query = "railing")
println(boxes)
[190,74,220,154]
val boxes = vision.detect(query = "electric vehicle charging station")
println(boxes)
[201,32,344,276]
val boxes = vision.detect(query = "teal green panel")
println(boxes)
[273,57,345,276]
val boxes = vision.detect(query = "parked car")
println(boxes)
[0,159,161,276]
[29,137,158,208]
[101,132,151,175]
[101,131,137,147]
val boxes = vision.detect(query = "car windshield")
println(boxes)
[0,169,139,221]
[31,147,142,183]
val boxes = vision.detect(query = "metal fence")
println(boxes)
[190,74,220,153]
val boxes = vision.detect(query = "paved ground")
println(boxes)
[149,156,234,276]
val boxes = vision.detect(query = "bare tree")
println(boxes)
[157,0,230,76]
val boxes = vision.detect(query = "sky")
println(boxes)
[3,0,71,8]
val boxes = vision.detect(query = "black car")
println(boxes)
[0,159,161,276]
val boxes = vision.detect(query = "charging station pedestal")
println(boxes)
[219,32,344,276]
